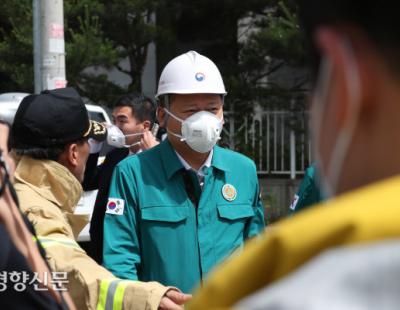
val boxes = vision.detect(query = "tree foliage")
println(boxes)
[0,0,162,105]
[233,1,309,113]
[0,0,34,91]
[154,0,308,114]
[0,0,307,110]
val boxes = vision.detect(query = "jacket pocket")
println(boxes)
[141,205,189,223]
[217,204,255,220]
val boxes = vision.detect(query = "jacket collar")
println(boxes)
[160,139,184,180]
[211,145,231,172]
[160,139,230,180]
[14,155,83,214]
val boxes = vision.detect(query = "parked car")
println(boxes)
[0,92,111,124]
[0,92,111,242]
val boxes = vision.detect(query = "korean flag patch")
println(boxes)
[106,198,125,215]
[289,194,299,211]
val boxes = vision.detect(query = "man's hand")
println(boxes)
[140,129,159,150]
[159,290,192,310]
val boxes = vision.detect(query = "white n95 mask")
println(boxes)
[106,125,143,148]
[164,108,223,153]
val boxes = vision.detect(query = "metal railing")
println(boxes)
[221,110,312,178]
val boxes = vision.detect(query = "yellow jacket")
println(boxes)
[14,156,169,310]
[189,176,400,309]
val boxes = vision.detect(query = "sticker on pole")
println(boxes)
[46,76,67,90]
[50,23,64,38]
[106,198,125,215]
[49,38,65,53]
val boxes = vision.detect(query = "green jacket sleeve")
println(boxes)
[289,165,322,214]
[103,163,141,280]
[244,164,266,238]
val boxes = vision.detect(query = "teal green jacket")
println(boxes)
[289,164,322,213]
[102,139,265,293]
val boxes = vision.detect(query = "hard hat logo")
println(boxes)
[195,72,205,82]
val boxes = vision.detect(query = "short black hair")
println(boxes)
[297,1,400,77]
[12,137,88,162]
[113,93,157,126]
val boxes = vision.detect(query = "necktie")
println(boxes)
[182,169,202,207]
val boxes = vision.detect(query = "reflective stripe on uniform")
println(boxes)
[113,281,129,310]
[97,279,129,310]
[97,279,112,310]
[35,236,84,252]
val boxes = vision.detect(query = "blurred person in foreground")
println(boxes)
[83,93,159,264]
[189,2,400,309]
[10,87,190,310]
[0,122,75,309]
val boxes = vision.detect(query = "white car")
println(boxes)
[0,92,111,124]
[0,92,111,242]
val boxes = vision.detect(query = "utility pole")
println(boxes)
[33,0,42,93]
[290,98,297,180]
[33,0,67,93]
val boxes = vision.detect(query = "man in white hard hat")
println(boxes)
[103,51,265,294]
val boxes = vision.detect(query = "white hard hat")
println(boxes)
[156,51,227,98]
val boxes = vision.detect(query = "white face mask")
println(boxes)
[106,124,143,148]
[164,108,223,153]
[312,43,361,198]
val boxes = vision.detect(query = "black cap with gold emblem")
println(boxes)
[11,87,107,149]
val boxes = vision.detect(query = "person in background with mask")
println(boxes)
[188,2,400,309]
[103,51,265,294]
[83,93,159,264]
[11,88,190,310]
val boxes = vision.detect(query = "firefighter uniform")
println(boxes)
[14,155,169,310]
